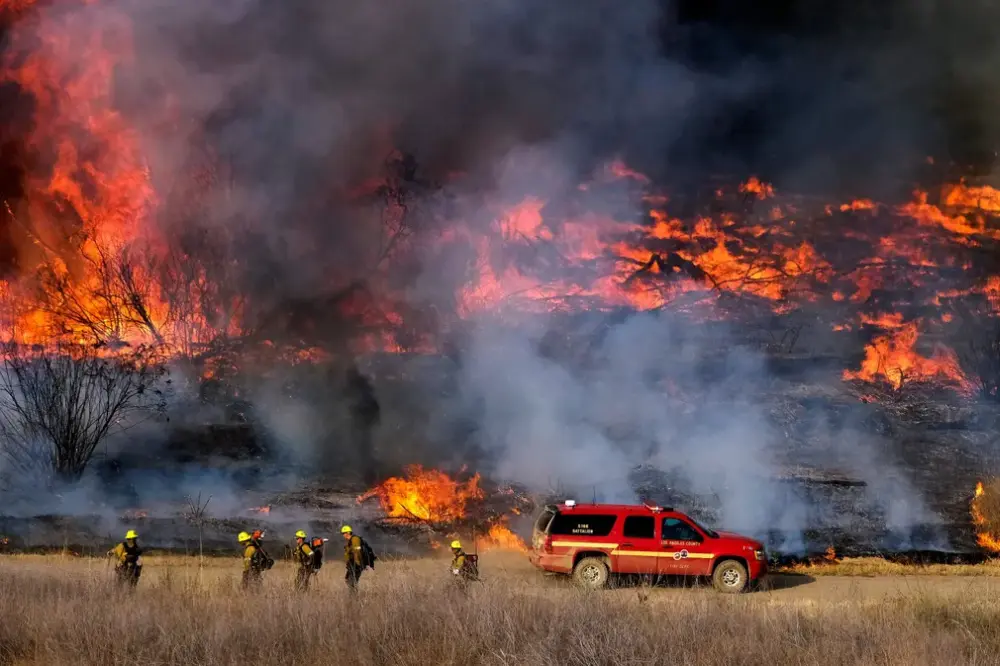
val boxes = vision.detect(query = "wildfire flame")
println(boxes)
[0,1,997,407]
[481,521,528,552]
[248,506,271,515]
[357,465,485,522]
[358,466,528,551]
[843,320,971,392]
[971,481,1000,553]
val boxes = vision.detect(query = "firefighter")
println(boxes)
[342,525,364,591]
[293,530,315,591]
[239,531,267,590]
[108,529,143,589]
[450,540,478,584]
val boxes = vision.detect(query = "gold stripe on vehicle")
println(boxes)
[610,550,716,559]
[551,541,618,549]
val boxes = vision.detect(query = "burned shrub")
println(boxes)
[0,344,167,482]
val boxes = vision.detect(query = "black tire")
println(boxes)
[712,559,748,593]
[572,557,609,589]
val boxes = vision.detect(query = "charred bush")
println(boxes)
[0,344,168,482]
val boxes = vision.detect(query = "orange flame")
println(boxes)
[248,506,271,515]
[357,465,485,522]
[843,320,970,391]
[971,481,1000,553]
[481,522,528,552]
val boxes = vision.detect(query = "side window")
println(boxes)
[622,516,655,539]
[549,514,618,537]
[661,517,702,542]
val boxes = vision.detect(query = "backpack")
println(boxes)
[462,553,479,579]
[359,538,378,570]
[311,537,325,571]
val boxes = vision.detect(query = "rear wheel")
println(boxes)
[572,557,609,589]
[712,559,748,594]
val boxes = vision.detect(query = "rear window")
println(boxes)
[534,509,556,533]
[548,513,618,537]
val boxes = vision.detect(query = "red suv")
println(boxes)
[529,501,767,593]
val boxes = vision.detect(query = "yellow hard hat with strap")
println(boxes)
[125,530,138,540]
[450,540,462,549]
[295,530,307,538]
[238,531,251,542]
[340,525,352,534]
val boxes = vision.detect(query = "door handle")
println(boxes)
[620,543,634,547]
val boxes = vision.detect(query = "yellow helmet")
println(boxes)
[450,540,462,550]
[238,531,251,543]
[295,530,307,538]
[340,525,352,534]
[125,530,138,540]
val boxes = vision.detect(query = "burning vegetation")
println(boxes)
[971,480,1000,552]
[358,466,528,552]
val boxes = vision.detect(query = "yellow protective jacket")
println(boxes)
[451,551,466,573]
[294,542,314,569]
[344,535,363,566]
[109,540,142,567]
[243,544,262,572]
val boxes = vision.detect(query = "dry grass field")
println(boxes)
[2,552,1000,665]
[776,556,1000,577]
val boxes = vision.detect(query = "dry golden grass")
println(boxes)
[777,556,1000,577]
[2,552,1000,665]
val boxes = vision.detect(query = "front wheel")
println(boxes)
[712,559,748,593]
[572,557,609,589]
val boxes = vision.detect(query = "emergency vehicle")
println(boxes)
[529,501,767,593]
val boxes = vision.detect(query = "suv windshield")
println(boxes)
[687,515,718,539]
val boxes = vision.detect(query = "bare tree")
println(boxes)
[0,344,168,481]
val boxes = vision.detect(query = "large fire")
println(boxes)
[0,0,999,407]
[358,465,527,551]
[971,481,1000,553]
[357,465,485,523]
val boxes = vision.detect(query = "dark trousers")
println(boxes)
[294,568,313,591]
[115,564,141,588]
[242,569,263,591]
[346,564,363,590]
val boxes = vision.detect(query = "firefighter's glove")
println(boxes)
[452,569,460,575]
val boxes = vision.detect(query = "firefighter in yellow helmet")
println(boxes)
[108,529,143,589]
[342,525,367,591]
[450,539,478,584]
[293,530,315,591]
[239,531,271,590]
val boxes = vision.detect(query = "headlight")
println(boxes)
[753,550,765,561]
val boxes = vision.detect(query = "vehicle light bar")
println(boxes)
[564,499,576,507]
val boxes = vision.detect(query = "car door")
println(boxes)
[612,515,659,575]
[657,517,713,576]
